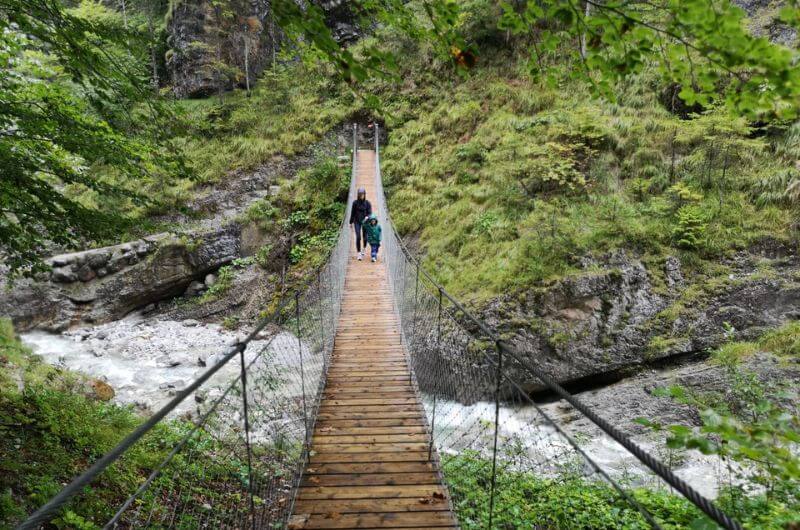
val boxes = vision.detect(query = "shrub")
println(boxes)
[671,205,707,250]
[442,452,707,530]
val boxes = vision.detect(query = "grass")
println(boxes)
[366,36,797,302]
[713,320,800,365]
[174,63,354,184]
[0,319,255,528]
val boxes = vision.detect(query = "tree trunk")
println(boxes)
[244,35,250,96]
[120,0,128,29]
[580,1,591,59]
[147,11,159,91]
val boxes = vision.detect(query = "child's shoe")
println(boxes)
[371,256,376,263]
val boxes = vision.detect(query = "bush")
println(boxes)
[671,205,707,250]
[442,452,707,530]
[0,319,254,528]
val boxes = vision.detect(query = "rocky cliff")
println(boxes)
[165,0,360,98]
[411,239,800,400]
[486,240,800,393]
[0,227,241,331]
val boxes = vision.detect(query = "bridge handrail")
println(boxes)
[17,125,361,530]
[372,122,742,530]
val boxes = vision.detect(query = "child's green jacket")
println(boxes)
[364,215,382,245]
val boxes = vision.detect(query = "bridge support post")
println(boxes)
[238,345,257,529]
[409,262,420,386]
[428,288,443,462]
[316,270,327,370]
[488,341,503,530]
[296,291,309,450]
[398,257,407,343]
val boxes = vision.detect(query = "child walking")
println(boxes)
[364,214,382,262]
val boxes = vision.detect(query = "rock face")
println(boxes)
[166,0,278,98]
[0,226,241,332]
[165,0,360,98]
[490,245,800,393]
[414,242,800,399]
[733,0,797,46]
[320,0,360,43]
[543,351,800,438]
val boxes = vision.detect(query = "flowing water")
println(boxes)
[21,315,311,418]
[23,318,729,498]
[422,396,735,499]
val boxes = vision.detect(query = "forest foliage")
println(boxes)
[4,0,800,282]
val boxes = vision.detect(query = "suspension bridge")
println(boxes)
[289,149,457,529]
[18,124,742,530]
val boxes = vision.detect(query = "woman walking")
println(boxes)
[349,187,372,260]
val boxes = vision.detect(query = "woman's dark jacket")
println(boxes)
[349,199,372,224]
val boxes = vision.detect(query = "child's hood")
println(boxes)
[368,214,378,223]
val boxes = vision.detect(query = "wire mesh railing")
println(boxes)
[372,123,743,530]
[16,125,360,530]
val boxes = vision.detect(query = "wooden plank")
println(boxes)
[296,484,446,500]
[312,434,430,444]
[291,511,456,529]
[292,496,448,514]
[328,374,410,383]
[301,472,440,487]
[314,426,428,436]
[303,462,437,475]
[308,451,434,464]
[323,385,411,392]
[315,418,427,428]
[311,442,430,453]
[316,409,423,418]
[320,398,419,407]
[324,386,414,393]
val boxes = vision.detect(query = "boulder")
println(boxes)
[91,380,115,401]
[184,281,206,297]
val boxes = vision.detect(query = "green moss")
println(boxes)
[714,341,761,365]
[548,331,571,349]
[646,336,684,359]
[759,321,800,358]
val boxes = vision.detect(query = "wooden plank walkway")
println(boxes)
[288,150,458,529]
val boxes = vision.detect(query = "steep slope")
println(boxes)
[362,28,800,386]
